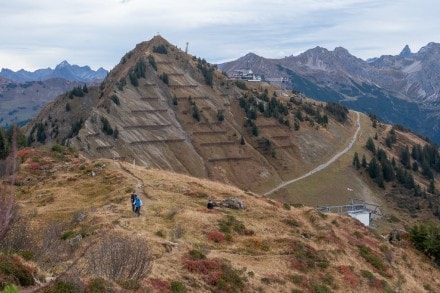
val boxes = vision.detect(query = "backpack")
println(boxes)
[135,197,142,207]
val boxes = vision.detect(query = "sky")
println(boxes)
[1,0,438,71]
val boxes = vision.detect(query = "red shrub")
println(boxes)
[183,258,222,275]
[148,278,170,292]
[28,161,40,171]
[16,148,35,159]
[338,265,358,288]
[207,231,226,243]
[291,259,304,272]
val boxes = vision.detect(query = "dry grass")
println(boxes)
[4,147,439,292]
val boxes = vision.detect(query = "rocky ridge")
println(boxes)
[0,60,108,83]
[220,42,440,143]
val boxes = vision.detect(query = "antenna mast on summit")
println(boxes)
[185,42,189,54]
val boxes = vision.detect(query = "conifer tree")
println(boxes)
[0,128,8,160]
[368,157,380,179]
[361,154,367,168]
[400,145,411,169]
[352,152,360,169]
[366,137,376,154]
[428,179,436,194]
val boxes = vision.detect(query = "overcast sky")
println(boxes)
[1,0,438,71]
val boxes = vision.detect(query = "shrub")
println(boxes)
[117,78,126,91]
[101,117,113,136]
[148,279,169,292]
[311,282,331,293]
[217,110,224,121]
[409,222,440,265]
[60,230,76,240]
[191,103,200,121]
[189,249,206,260]
[147,55,157,71]
[70,86,84,97]
[129,71,138,86]
[110,95,120,106]
[358,245,386,273]
[160,73,169,84]
[207,232,226,243]
[116,279,140,290]
[68,118,84,139]
[235,81,247,90]
[218,215,250,236]
[0,254,35,289]
[339,265,358,288]
[283,218,301,228]
[291,274,303,284]
[155,230,165,238]
[43,280,83,293]
[153,45,168,54]
[86,235,152,281]
[51,144,64,153]
[289,241,329,273]
[243,238,270,252]
[170,280,187,293]
[325,102,348,123]
[361,269,374,282]
[2,284,18,293]
[86,277,114,293]
[353,231,363,239]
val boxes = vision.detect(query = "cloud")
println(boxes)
[0,0,438,70]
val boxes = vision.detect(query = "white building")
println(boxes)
[229,69,261,81]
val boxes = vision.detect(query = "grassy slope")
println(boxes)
[8,148,440,292]
[268,111,379,206]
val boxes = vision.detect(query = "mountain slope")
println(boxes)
[220,43,440,143]
[0,60,108,82]
[3,148,439,292]
[0,78,83,126]
[26,36,358,194]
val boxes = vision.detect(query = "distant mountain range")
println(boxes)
[0,61,108,127]
[220,42,440,143]
[0,60,108,82]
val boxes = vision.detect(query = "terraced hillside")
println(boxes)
[26,36,356,193]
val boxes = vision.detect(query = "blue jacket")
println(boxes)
[134,197,142,207]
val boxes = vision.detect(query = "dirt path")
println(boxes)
[264,111,361,196]
[113,160,154,200]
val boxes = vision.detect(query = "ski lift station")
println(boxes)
[316,199,380,226]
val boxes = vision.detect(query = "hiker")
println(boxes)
[207,199,214,209]
[134,195,143,216]
[130,193,137,212]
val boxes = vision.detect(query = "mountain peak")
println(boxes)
[334,46,353,57]
[399,45,412,57]
[418,42,440,55]
[56,60,71,68]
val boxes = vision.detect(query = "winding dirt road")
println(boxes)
[264,111,361,196]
